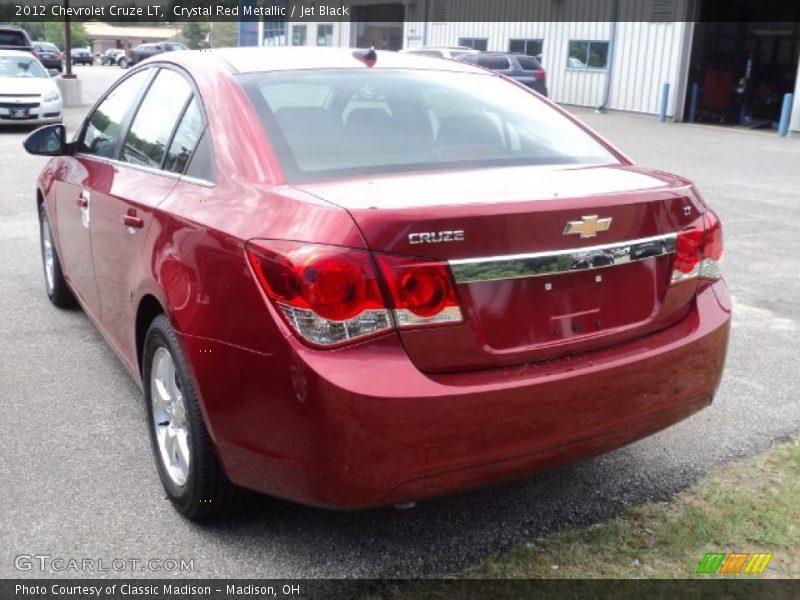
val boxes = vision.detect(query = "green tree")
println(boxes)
[210,21,237,48]
[182,22,209,49]
[19,21,45,41]
[44,21,89,50]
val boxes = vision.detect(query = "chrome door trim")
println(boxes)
[449,233,677,284]
[74,153,215,188]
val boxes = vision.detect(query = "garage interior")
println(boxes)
[685,2,800,127]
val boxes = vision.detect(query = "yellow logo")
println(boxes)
[562,215,613,238]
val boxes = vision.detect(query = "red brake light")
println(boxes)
[671,211,723,283]
[674,225,703,274]
[375,255,463,327]
[247,241,464,346]
[702,211,723,262]
[247,241,390,346]
[301,254,370,321]
[534,69,546,79]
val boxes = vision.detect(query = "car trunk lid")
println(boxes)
[293,164,703,372]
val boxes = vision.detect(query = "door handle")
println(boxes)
[75,194,88,208]
[123,214,144,229]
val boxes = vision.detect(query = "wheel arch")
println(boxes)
[135,293,167,374]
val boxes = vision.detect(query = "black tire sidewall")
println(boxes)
[38,203,74,308]
[143,315,216,516]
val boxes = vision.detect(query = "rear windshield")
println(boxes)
[239,69,618,183]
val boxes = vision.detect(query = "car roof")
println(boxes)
[167,47,486,75]
[0,49,36,58]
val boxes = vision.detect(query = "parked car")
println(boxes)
[457,51,548,96]
[119,42,188,68]
[70,48,93,66]
[0,50,62,125]
[23,48,729,520]
[32,41,63,73]
[100,48,125,66]
[0,25,33,53]
[399,46,479,59]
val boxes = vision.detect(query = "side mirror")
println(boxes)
[24,124,67,156]
[48,68,60,77]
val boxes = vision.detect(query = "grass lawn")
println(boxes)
[460,437,799,579]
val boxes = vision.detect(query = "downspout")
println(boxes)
[596,0,619,112]
[422,0,430,46]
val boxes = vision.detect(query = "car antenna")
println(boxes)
[352,47,377,68]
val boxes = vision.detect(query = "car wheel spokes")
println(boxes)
[150,346,190,486]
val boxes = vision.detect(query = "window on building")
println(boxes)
[458,38,488,51]
[509,39,543,58]
[567,41,609,70]
[292,25,307,46]
[317,24,334,46]
[263,21,287,46]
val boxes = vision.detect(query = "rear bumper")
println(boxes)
[180,280,730,509]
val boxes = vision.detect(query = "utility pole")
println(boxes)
[63,0,74,79]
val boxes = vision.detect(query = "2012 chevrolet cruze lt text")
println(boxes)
[24,48,730,520]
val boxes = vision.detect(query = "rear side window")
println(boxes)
[517,57,542,71]
[121,69,192,169]
[79,69,151,158]
[477,56,511,70]
[164,98,205,174]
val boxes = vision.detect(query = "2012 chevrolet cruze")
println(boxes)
[24,48,730,520]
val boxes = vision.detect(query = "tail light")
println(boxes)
[671,211,723,283]
[533,69,546,79]
[247,241,391,346]
[247,241,463,347]
[374,255,463,327]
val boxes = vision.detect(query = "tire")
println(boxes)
[118,57,128,69]
[39,203,76,308]
[143,315,241,520]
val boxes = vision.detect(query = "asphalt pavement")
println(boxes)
[1,66,798,578]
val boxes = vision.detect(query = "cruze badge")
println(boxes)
[408,230,465,245]
[563,215,612,238]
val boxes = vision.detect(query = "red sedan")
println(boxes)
[24,48,730,520]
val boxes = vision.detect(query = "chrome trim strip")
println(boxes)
[75,153,215,188]
[449,233,677,284]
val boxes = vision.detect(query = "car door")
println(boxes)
[54,68,153,317]
[89,67,199,360]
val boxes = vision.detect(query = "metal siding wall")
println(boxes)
[395,18,689,116]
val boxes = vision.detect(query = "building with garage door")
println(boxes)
[237,0,800,132]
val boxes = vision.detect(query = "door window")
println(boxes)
[79,69,151,158]
[164,98,205,174]
[121,69,193,169]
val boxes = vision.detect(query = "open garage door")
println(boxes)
[685,2,800,128]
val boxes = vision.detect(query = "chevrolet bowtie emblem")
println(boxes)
[562,215,613,238]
